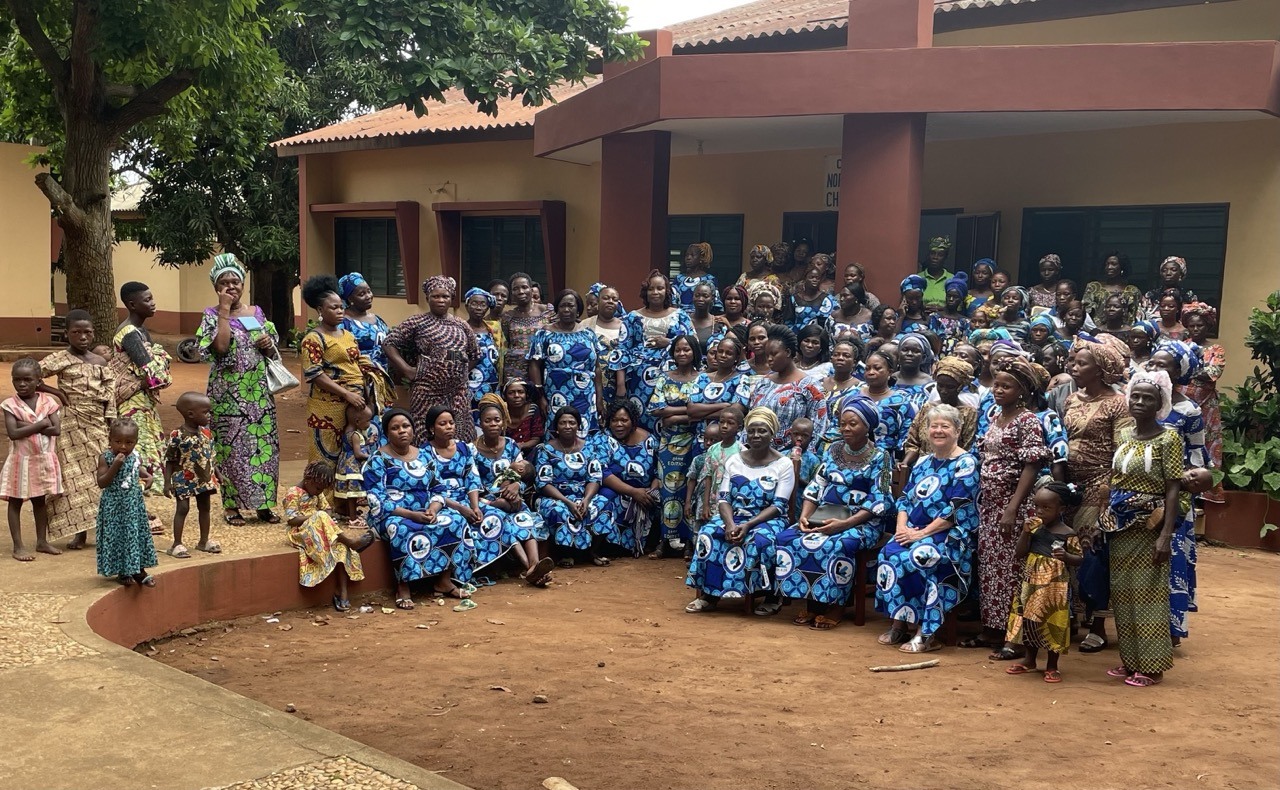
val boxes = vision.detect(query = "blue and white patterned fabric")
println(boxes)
[649,372,703,543]
[534,439,622,551]
[789,293,839,334]
[342,314,391,377]
[469,436,544,542]
[363,449,472,584]
[865,388,917,456]
[688,371,747,451]
[893,382,931,412]
[596,432,659,555]
[975,392,1069,476]
[874,451,979,638]
[673,273,721,314]
[528,326,606,440]
[774,443,893,605]
[425,441,517,571]
[686,454,795,599]
[1163,398,1209,638]
[610,310,695,432]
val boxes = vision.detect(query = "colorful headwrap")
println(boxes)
[972,258,996,275]
[748,280,782,308]
[422,275,457,298]
[1130,320,1161,341]
[898,332,936,372]
[900,274,927,295]
[1161,255,1188,279]
[209,252,246,285]
[1002,286,1031,314]
[989,338,1029,361]
[839,394,881,434]
[945,272,969,297]
[1155,338,1200,385]
[993,355,1046,397]
[588,282,622,312]
[337,272,368,303]
[745,406,780,435]
[464,287,496,309]
[929,236,952,252]
[1181,300,1218,329]
[1074,332,1129,386]
[476,392,511,427]
[689,242,713,266]
[750,244,774,264]
[934,355,975,384]
[1039,253,1063,270]
[1028,314,1058,336]
[1126,369,1174,421]
[968,327,1013,345]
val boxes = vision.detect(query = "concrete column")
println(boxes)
[846,0,933,50]
[835,113,926,299]
[598,131,671,288]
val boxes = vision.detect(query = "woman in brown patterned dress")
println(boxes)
[500,272,551,385]
[385,276,480,443]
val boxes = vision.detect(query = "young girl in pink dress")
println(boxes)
[3,358,64,561]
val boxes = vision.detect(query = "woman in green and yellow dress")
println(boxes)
[300,276,371,464]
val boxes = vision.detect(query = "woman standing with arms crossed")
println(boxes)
[198,254,282,525]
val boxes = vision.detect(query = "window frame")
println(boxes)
[334,216,407,298]
[667,213,745,289]
[433,201,566,305]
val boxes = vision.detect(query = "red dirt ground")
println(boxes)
[153,548,1280,790]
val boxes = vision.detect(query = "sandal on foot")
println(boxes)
[899,634,941,654]
[558,557,575,568]
[685,598,717,613]
[148,514,165,535]
[524,557,555,587]
[433,586,470,600]
[137,575,156,588]
[878,627,909,646]
[753,600,783,617]
[811,614,841,630]
[1043,670,1063,683]
[591,555,611,567]
[792,610,816,626]
[989,647,1023,662]
[196,541,222,554]
[166,544,191,559]
[257,509,281,524]
[394,597,415,610]
[958,636,991,649]
[1079,633,1109,653]
[332,595,351,613]
[117,575,135,586]
[1124,672,1162,687]
[1106,665,1132,678]
[223,511,247,527]
[1006,663,1037,675]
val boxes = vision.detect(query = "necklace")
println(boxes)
[832,440,876,468]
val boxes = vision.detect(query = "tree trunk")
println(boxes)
[249,264,296,336]
[41,121,118,343]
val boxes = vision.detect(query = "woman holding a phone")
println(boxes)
[196,253,283,525]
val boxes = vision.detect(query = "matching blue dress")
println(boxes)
[529,326,606,439]
[596,432,660,555]
[534,440,621,551]
[875,451,980,638]
[649,372,703,543]
[688,371,747,451]
[470,436,546,543]
[611,310,695,432]
[788,293,838,334]
[468,329,502,409]
[363,449,473,584]
[864,388,917,456]
[425,442,517,571]
[686,454,796,599]
[1163,398,1208,639]
[775,443,893,606]
[673,273,720,314]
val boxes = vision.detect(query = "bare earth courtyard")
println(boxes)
[154,552,1279,790]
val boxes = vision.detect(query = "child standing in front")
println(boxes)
[334,402,378,524]
[684,423,720,531]
[1005,481,1083,683]
[787,416,819,520]
[96,419,158,586]
[3,358,64,561]
[698,405,744,524]
[164,392,220,558]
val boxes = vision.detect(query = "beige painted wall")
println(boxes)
[0,142,53,343]
[922,118,1280,391]
[935,0,1280,45]
[303,139,601,326]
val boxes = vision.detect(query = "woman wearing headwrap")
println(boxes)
[675,242,720,316]
[736,244,779,294]
[197,253,282,524]
[1127,319,1160,371]
[301,275,380,463]
[875,403,980,653]
[1103,369,1186,687]
[339,272,396,417]
[966,259,997,314]
[934,273,972,353]
[747,280,783,323]
[384,275,480,444]
[579,283,626,404]
[684,406,796,613]
[898,275,937,335]
[529,289,607,440]
[1084,251,1142,326]
[1138,256,1199,321]
[968,356,1051,658]
[1063,333,1135,654]
[894,332,935,410]
[1181,301,1225,504]
[610,270,695,431]
[462,287,504,412]
[992,286,1032,343]
[774,396,893,630]
[920,236,954,310]
[1029,254,1063,309]
[1026,314,1059,352]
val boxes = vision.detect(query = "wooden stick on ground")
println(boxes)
[543,778,581,790]
[868,659,940,672]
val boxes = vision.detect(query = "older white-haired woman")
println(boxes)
[875,403,980,653]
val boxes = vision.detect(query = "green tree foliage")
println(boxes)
[0,0,640,340]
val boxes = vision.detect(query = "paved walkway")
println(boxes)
[0,459,469,790]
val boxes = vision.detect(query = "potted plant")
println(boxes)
[1206,291,1280,550]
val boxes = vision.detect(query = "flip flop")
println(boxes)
[224,511,247,527]
[1124,672,1162,688]
[753,600,783,617]
[1079,633,1109,653]
[257,509,281,524]
[792,610,816,626]
[524,557,555,587]
[395,597,415,610]
[452,599,478,611]
[899,634,941,653]
[685,598,717,613]
[332,595,351,612]
[958,636,991,649]
[196,541,222,554]
[988,647,1023,661]
[433,586,471,600]
[1006,664,1037,675]
[878,628,909,646]
[1106,665,1132,678]
[810,615,841,630]
[166,544,191,559]
[137,575,156,588]
[1043,670,1063,683]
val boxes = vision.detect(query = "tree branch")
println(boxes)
[107,70,197,137]
[35,172,87,230]
[104,83,141,101]
[4,0,69,97]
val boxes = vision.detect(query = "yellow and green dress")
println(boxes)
[282,485,365,587]
[300,327,367,464]
[1005,518,1081,654]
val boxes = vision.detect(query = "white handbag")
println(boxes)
[264,356,300,395]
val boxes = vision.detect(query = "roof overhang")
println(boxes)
[534,40,1280,158]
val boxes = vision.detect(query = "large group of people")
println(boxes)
[4,240,1228,689]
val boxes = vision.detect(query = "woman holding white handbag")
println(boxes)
[196,253,285,526]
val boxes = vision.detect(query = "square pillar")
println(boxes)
[835,113,926,299]
[599,131,670,288]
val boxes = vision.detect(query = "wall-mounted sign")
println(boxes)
[823,155,841,209]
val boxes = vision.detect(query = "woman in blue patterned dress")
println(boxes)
[855,349,917,456]
[685,407,796,613]
[934,275,973,354]
[687,335,748,452]
[470,395,554,586]
[363,409,472,610]
[787,262,838,334]
[1147,341,1208,643]
[338,273,395,413]
[421,405,516,577]
[894,332,935,411]
[596,399,660,556]
[775,396,893,629]
[740,325,826,452]
[673,242,720,317]
[529,289,605,440]
[815,337,864,452]
[535,406,620,566]
[648,335,704,557]
[898,275,939,336]
[875,403,980,653]
[611,271,694,432]
[463,287,503,415]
